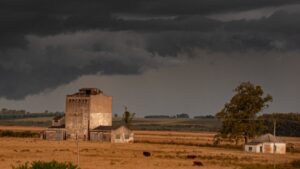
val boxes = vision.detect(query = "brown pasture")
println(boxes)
[0,128,299,169]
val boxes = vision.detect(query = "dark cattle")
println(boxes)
[143,151,151,157]
[193,161,203,166]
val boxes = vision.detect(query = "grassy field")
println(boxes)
[0,117,53,127]
[0,127,300,169]
[0,117,221,131]
[114,117,221,132]
[12,117,53,122]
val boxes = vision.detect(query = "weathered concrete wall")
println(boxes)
[89,94,112,128]
[90,113,112,129]
[65,96,90,139]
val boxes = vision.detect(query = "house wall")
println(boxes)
[274,143,286,154]
[245,144,262,153]
[263,143,286,154]
[245,143,286,154]
[111,126,134,143]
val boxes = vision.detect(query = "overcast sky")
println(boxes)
[0,0,300,116]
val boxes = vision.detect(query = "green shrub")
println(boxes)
[12,160,79,169]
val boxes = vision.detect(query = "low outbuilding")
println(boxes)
[43,128,66,141]
[89,126,112,142]
[90,125,134,143]
[42,115,66,141]
[244,133,286,154]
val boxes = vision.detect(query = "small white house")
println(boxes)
[245,133,286,154]
[111,125,134,143]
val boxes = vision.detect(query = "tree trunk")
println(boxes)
[244,135,248,144]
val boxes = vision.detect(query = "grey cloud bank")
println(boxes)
[0,0,299,115]
[1,50,299,116]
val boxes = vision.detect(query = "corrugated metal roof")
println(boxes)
[92,124,130,131]
[246,133,283,145]
[92,125,113,131]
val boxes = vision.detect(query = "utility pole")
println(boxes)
[273,119,276,169]
[273,119,276,138]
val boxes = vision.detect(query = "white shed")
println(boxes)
[245,133,286,154]
[111,125,134,143]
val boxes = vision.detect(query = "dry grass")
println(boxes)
[0,128,299,169]
[135,131,300,151]
[134,130,216,145]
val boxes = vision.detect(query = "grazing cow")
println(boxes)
[193,161,203,166]
[143,151,151,157]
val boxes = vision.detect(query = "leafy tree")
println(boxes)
[215,82,272,144]
[123,106,135,125]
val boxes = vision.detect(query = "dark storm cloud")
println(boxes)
[0,59,141,99]
[1,0,299,49]
[144,11,300,56]
[134,0,300,15]
[0,31,165,99]
[1,0,300,99]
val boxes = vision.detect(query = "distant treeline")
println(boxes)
[194,115,215,119]
[0,108,64,120]
[144,115,170,119]
[259,113,300,137]
[144,114,215,119]
[144,113,190,119]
